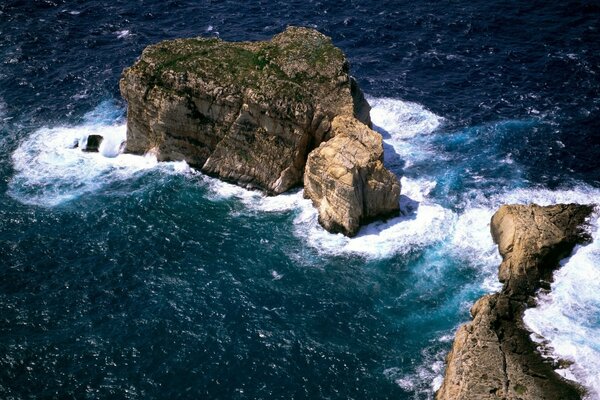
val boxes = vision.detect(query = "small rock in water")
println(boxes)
[82,134,103,152]
[67,137,79,149]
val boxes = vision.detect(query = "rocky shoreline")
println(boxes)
[117,28,596,398]
[119,27,400,236]
[436,204,595,400]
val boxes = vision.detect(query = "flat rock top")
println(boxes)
[491,203,594,296]
[128,26,350,110]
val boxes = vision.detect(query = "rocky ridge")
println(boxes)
[119,27,399,236]
[436,203,595,400]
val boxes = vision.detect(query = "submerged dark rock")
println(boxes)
[82,134,103,152]
[120,26,399,235]
[437,203,595,400]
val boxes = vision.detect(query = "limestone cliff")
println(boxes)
[120,27,370,194]
[436,204,594,400]
[304,116,400,237]
[120,27,399,235]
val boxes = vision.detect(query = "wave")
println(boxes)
[524,211,600,399]
[9,97,600,397]
[115,30,131,39]
[368,97,444,139]
[7,102,187,207]
[199,173,305,213]
[384,335,453,399]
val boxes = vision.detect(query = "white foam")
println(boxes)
[385,344,449,398]
[270,270,283,280]
[8,122,184,207]
[199,174,304,213]
[368,97,445,171]
[491,186,600,208]
[451,206,502,291]
[115,30,130,39]
[291,177,455,259]
[451,185,600,292]
[198,171,456,259]
[369,97,444,139]
[524,212,600,399]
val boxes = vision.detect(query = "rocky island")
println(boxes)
[119,27,400,236]
[436,204,595,400]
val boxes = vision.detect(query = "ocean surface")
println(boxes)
[1,1,599,399]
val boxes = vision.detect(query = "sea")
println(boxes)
[1,1,599,399]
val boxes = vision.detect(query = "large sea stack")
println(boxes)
[437,203,594,400]
[120,26,400,236]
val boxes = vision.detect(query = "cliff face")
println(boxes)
[120,27,399,235]
[437,204,594,400]
[303,116,400,236]
[120,27,370,194]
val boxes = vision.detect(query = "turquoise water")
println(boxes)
[1,1,599,398]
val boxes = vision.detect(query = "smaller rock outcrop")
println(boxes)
[436,203,594,400]
[491,204,593,298]
[82,135,103,152]
[303,116,400,236]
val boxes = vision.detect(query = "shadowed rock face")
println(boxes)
[120,26,371,194]
[437,204,594,400]
[120,26,400,235]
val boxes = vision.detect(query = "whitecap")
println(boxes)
[524,211,600,399]
[115,30,130,39]
[368,97,444,139]
[7,102,184,207]
[270,270,283,280]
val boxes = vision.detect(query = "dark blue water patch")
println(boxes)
[0,163,493,399]
[2,1,599,138]
[1,172,460,399]
[1,0,600,398]
[1,0,598,181]
[396,117,596,209]
[0,167,488,398]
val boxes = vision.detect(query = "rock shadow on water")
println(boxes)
[373,123,407,176]
[353,194,421,239]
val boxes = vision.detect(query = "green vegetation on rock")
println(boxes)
[131,27,346,102]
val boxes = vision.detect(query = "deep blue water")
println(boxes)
[1,1,599,399]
